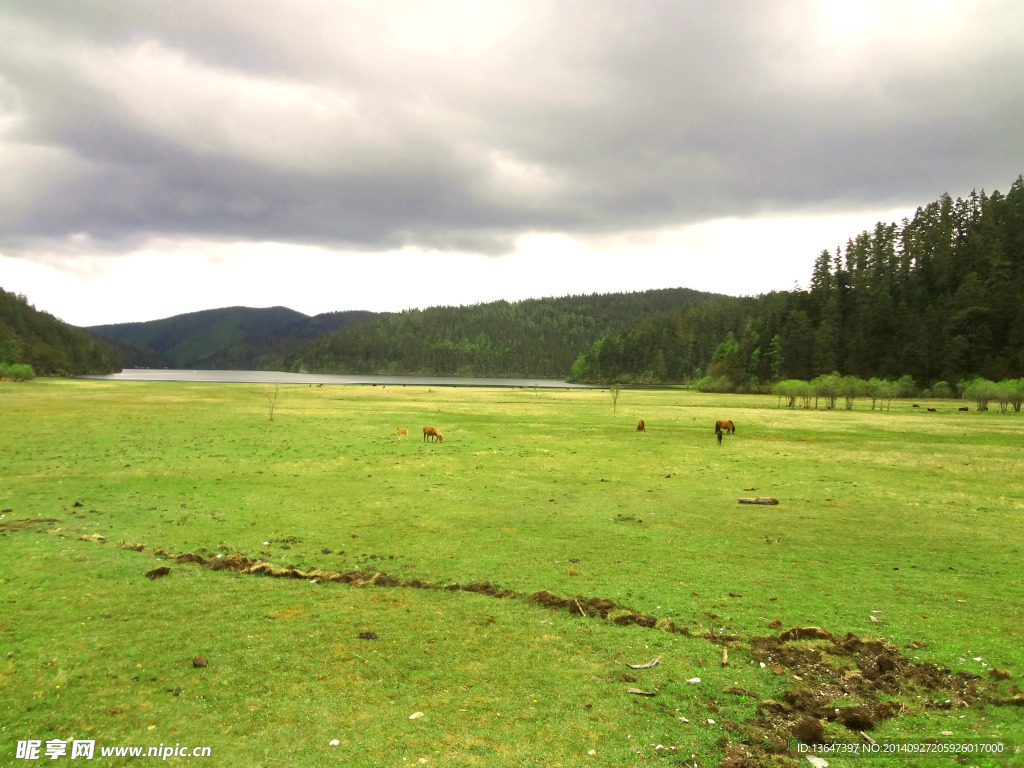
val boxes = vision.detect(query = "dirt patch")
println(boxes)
[0,517,62,533]
[723,627,1013,765]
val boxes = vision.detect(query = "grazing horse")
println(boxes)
[423,426,443,443]
[715,419,735,434]
[637,419,645,432]
[396,427,408,438]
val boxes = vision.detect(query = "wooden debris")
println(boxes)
[739,497,779,505]
[626,687,657,697]
[721,648,729,667]
[860,732,877,746]
[627,658,661,670]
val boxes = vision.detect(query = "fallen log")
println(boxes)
[626,688,657,697]
[738,497,779,505]
[627,658,661,670]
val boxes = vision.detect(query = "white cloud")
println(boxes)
[1,204,915,326]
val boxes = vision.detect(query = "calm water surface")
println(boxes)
[80,369,598,389]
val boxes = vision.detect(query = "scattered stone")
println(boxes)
[329,740,340,747]
[146,566,171,580]
[409,712,424,720]
[686,677,701,685]
[805,757,829,768]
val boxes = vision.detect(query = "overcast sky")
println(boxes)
[1,1,1022,327]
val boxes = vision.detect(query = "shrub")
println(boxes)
[1003,378,1024,413]
[772,379,807,408]
[811,372,843,410]
[840,375,867,410]
[4,363,36,381]
[963,378,999,412]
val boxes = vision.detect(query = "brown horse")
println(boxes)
[396,427,408,438]
[423,426,443,443]
[636,419,645,432]
[715,419,735,434]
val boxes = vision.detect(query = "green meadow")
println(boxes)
[1,380,1021,767]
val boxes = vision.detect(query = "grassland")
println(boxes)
[1,380,1022,767]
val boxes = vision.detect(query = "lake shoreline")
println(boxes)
[77,368,600,389]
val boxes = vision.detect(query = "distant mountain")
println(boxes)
[281,288,724,378]
[0,287,119,375]
[89,306,383,369]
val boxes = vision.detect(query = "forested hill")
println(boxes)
[0,288,119,375]
[89,307,382,369]
[572,175,1024,388]
[280,289,723,378]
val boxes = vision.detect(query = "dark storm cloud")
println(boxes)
[2,0,1023,256]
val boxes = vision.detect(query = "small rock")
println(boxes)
[192,657,208,668]
[328,739,340,747]
[805,757,829,768]
[686,677,701,685]
[358,631,378,640]
[409,712,424,720]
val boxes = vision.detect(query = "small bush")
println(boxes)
[3,363,35,382]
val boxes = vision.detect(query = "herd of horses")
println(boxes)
[397,419,734,445]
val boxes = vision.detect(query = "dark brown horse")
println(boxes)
[636,419,645,432]
[715,419,735,434]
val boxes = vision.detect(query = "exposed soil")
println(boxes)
[0,517,63,533]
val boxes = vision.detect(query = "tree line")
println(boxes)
[0,288,119,376]
[763,373,1024,413]
[571,175,1024,388]
[280,289,720,378]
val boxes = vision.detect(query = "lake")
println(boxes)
[79,369,599,389]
